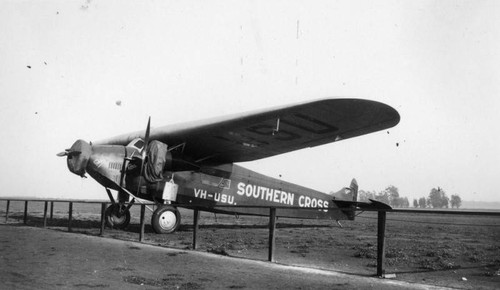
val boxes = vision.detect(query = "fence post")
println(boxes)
[268,207,277,262]
[139,204,146,242]
[377,210,387,277]
[193,209,199,250]
[50,202,54,220]
[43,201,48,228]
[68,202,73,232]
[5,200,10,223]
[100,203,106,236]
[23,201,28,224]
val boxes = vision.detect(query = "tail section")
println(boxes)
[330,178,358,220]
[346,179,358,220]
[331,178,358,202]
[331,178,392,221]
[350,178,358,202]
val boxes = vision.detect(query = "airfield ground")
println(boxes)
[0,225,447,290]
[1,201,499,289]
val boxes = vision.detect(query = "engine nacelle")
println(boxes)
[87,145,136,191]
[60,138,197,201]
[65,139,92,177]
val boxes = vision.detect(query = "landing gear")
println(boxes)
[105,204,131,229]
[151,205,181,234]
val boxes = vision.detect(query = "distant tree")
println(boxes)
[418,197,427,208]
[385,185,400,207]
[391,197,401,208]
[450,194,462,209]
[391,197,409,208]
[428,187,449,208]
[374,190,390,205]
[401,197,410,208]
[358,187,412,208]
[413,199,418,208]
[358,190,376,202]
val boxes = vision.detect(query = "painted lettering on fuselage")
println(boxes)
[236,182,329,211]
[236,182,294,205]
[194,188,235,205]
[93,158,106,168]
[192,182,330,212]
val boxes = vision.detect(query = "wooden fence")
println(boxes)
[1,197,499,277]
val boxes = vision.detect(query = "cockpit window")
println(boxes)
[127,138,145,151]
[134,139,144,150]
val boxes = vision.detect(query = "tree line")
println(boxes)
[358,185,410,208]
[357,185,462,209]
[413,187,462,209]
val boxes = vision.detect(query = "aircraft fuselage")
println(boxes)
[167,164,352,220]
[77,141,353,221]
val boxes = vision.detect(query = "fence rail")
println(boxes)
[1,197,499,277]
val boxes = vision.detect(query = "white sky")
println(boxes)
[0,0,499,202]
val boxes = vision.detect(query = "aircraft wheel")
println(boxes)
[105,204,131,229]
[151,205,181,234]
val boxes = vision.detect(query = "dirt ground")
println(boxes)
[1,225,448,290]
[1,201,499,289]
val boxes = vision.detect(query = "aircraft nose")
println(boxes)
[57,140,92,177]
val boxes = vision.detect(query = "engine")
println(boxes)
[59,138,197,202]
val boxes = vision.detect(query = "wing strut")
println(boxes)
[272,117,280,135]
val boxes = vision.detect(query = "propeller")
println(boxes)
[136,117,151,196]
[115,117,154,214]
[56,149,81,157]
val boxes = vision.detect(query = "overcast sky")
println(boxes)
[1,0,499,203]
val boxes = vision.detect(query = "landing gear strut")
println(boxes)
[105,204,131,229]
[151,205,181,234]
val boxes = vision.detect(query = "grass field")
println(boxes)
[1,200,499,289]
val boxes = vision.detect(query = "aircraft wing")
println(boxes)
[95,98,400,165]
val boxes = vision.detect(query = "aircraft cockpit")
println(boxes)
[127,138,145,151]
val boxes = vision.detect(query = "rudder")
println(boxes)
[350,178,358,202]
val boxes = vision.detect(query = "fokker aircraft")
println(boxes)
[58,99,399,234]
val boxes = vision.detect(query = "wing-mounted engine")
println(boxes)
[124,136,199,202]
[143,140,200,180]
[144,140,169,183]
[140,139,200,201]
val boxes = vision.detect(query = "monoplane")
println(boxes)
[57,99,399,233]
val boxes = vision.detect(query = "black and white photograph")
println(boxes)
[0,1,499,289]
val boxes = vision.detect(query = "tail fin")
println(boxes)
[331,178,358,202]
[331,179,392,221]
[346,179,358,220]
[330,178,358,220]
[350,178,358,202]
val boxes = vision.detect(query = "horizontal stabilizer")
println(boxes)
[331,199,392,211]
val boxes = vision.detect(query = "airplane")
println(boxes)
[57,98,399,234]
